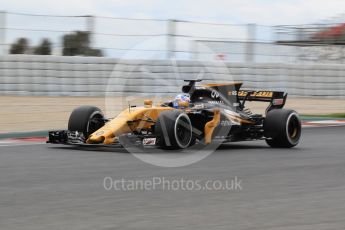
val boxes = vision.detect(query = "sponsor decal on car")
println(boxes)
[211,90,220,99]
[143,138,156,146]
[273,98,284,105]
[208,100,224,104]
[237,91,273,98]
[228,90,238,96]
[251,91,273,97]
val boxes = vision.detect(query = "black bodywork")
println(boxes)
[175,80,287,143]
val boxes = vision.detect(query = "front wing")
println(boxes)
[47,130,157,148]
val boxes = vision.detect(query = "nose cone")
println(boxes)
[87,134,105,144]
[86,117,132,144]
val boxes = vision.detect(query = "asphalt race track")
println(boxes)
[1,126,345,230]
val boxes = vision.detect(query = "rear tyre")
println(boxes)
[68,106,105,139]
[264,109,301,148]
[155,110,193,150]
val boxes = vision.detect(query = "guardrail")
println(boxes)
[1,55,345,98]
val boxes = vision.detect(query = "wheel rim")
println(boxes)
[286,113,301,144]
[174,114,192,149]
[87,111,104,136]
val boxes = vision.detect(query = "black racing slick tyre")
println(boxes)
[68,106,105,138]
[155,110,194,150]
[264,109,301,148]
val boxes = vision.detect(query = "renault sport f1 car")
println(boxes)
[48,80,302,149]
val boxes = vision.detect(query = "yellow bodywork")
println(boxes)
[86,100,230,146]
[87,104,173,144]
[204,109,220,144]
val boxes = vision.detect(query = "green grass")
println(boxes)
[301,113,345,119]
[0,130,48,139]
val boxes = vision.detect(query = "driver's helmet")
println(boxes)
[173,94,190,109]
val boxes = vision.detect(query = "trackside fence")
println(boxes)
[0,55,345,98]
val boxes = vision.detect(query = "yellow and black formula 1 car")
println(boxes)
[48,80,301,149]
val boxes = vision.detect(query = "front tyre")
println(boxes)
[155,110,193,150]
[264,109,301,148]
[68,106,105,139]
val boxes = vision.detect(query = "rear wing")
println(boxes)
[184,80,287,111]
[237,90,288,111]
